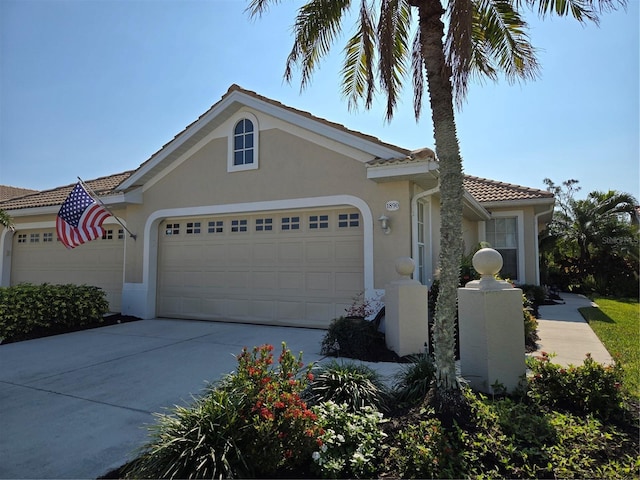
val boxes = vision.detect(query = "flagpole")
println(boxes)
[77,177,137,241]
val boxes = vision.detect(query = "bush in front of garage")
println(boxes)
[0,283,109,342]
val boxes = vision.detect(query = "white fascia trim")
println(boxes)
[243,95,405,159]
[463,191,491,220]
[139,194,374,319]
[480,198,555,209]
[367,162,436,180]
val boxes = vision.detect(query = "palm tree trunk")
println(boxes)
[416,0,464,396]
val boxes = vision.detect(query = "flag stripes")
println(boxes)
[56,183,112,249]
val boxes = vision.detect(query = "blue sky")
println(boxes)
[1,0,638,201]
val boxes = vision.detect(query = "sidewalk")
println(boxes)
[529,292,613,366]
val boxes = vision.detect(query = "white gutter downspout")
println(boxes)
[411,187,440,283]
[534,205,554,285]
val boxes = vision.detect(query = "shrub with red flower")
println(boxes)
[225,343,324,476]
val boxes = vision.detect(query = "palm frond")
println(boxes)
[245,0,286,19]
[411,28,425,119]
[341,0,377,111]
[284,0,352,90]
[377,0,412,121]
[514,0,627,25]
[445,0,475,107]
[465,0,540,96]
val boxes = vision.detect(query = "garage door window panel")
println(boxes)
[231,219,248,233]
[256,218,273,232]
[165,223,180,235]
[208,220,224,234]
[281,216,300,231]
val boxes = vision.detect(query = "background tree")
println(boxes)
[247,0,628,411]
[542,178,638,297]
[0,210,14,232]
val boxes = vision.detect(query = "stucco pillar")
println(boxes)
[385,257,429,357]
[458,248,525,394]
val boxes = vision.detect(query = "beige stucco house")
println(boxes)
[0,85,554,328]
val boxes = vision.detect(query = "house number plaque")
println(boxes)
[385,200,400,211]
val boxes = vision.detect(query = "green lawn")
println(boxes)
[579,297,639,399]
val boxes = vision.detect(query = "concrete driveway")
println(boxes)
[0,319,327,479]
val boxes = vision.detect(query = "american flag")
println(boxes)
[56,182,111,249]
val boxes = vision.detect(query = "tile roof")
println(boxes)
[0,171,134,211]
[464,175,554,203]
[0,186,39,202]
[367,147,436,166]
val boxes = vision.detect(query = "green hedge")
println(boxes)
[0,283,109,341]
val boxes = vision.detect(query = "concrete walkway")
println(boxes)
[0,294,612,479]
[530,292,613,366]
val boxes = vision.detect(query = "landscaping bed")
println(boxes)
[0,312,140,345]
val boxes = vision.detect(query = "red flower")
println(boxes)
[307,373,314,381]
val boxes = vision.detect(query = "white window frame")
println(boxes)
[484,210,525,283]
[227,111,259,172]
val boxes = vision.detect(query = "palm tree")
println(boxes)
[0,210,14,232]
[247,0,627,410]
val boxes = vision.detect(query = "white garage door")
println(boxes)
[11,226,125,312]
[157,208,364,327]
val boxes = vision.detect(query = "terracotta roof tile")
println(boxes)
[0,171,134,211]
[464,175,554,203]
[0,186,39,202]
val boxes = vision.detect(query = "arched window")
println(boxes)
[228,113,259,172]
[233,119,254,166]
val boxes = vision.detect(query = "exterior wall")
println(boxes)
[121,109,416,318]
[1,211,127,311]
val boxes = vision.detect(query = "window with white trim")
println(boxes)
[486,217,519,280]
[30,233,40,243]
[43,232,53,243]
[102,229,114,240]
[17,234,27,244]
[228,113,259,172]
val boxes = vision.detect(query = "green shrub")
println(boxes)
[523,307,539,351]
[520,284,547,308]
[526,352,626,420]
[384,409,463,479]
[392,353,436,407]
[304,360,390,413]
[382,390,639,479]
[0,283,109,341]
[321,316,386,361]
[126,343,323,479]
[311,401,386,479]
[219,344,323,477]
[124,389,250,479]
